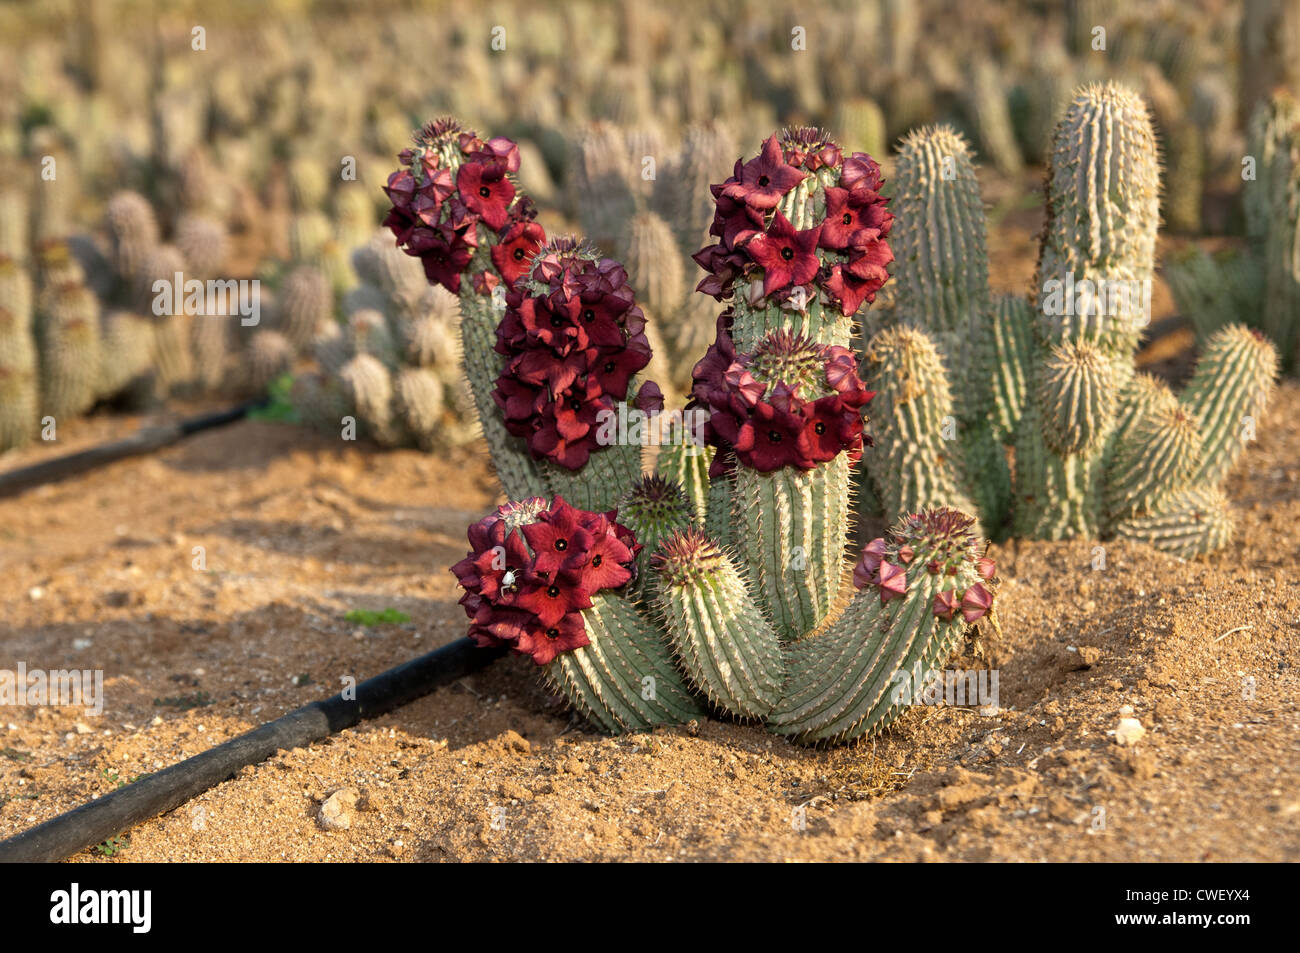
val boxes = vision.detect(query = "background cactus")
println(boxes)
[1166,89,1300,371]
[861,83,1278,559]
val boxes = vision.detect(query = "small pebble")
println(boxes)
[1115,717,1146,746]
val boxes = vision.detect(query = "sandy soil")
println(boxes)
[1,374,1295,862]
[2,198,1298,861]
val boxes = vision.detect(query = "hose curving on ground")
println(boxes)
[0,401,262,499]
[0,638,505,863]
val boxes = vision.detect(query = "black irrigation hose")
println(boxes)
[0,637,506,863]
[0,400,263,499]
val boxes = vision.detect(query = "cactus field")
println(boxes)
[0,0,1298,871]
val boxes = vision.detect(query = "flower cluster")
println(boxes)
[382,118,545,294]
[450,496,641,665]
[689,318,873,473]
[493,238,661,470]
[693,128,894,316]
[851,509,995,621]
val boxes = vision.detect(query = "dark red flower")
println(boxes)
[933,589,960,621]
[840,152,884,194]
[960,582,994,622]
[451,497,642,665]
[513,611,588,666]
[878,561,908,602]
[819,187,893,250]
[455,158,515,230]
[419,229,474,292]
[743,211,823,296]
[722,135,807,209]
[732,389,812,471]
[491,220,546,287]
[853,538,888,589]
[635,380,664,415]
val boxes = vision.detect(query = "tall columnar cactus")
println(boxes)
[862,84,1278,559]
[434,120,996,744]
[1166,89,1300,371]
[36,281,101,421]
[0,256,38,450]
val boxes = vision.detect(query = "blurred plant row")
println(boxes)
[0,0,1294,455]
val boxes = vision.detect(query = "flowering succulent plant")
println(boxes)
[382,118,544,295]
[385,117,995,743]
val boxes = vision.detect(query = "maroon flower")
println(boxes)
[419,228,474,292]
[381,120,544,295]
[455,158,515,231]
[840,152,884,194]
[493,239,652,471]
[635,380,664,415]
[933,589,960,621]
[732,388,812,471]
[491,220,546,287]
[819,187,893,250]
[960,582,994,622]
[514,611,588,666]
[853,538,889,589]
[744,211,823,297]
[722,135,807,209]
[451,496,641,665]
[878,561,908,602]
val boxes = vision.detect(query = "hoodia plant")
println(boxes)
[861,83,1278,559]
[383,120,997,744]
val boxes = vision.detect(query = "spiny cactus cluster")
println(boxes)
[390,120,997,744]
[1166,89,1300,372]
[291,231,477,451]
[861,83,1278,560]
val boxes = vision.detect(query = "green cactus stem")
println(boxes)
[733,452,852,641]
[1105,400,1204,524]
[1179,324,1279,487]
[656,529,786,719]
[982,292,1034,445]
[1113,484,1234,559]
[36,282,101,421]
[654,438,713,524]
[1036,338,1117,456]
[862,326,980,531]
[544,593,703,733]
[769,508,994,745]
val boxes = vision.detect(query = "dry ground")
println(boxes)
[1,373,1297,862]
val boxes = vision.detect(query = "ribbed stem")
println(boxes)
[657,541,785,719]
[732,454,850,641]
[544,593,702,732]
[458,286,548,500]
[1179,325,1279,487]
[769,573,965,744]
